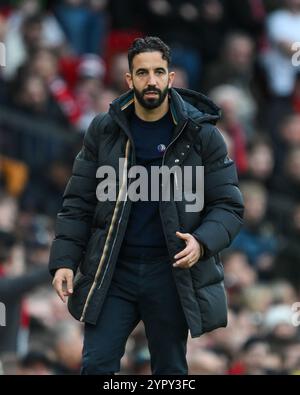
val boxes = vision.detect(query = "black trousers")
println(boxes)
[81,254,189,375]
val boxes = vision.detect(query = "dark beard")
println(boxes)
[133,85,169,109]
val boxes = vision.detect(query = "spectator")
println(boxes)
[16,350,55,375]
[54,0,108,55]
[231,181,277,276]
[204,32,257,138]
[0,239,50,356]
[8,72,68,126]
[273,204,300,291]
[29,48,81,126]
[241,137,274,189]
[262,0,300,97]
[210,84,249,173]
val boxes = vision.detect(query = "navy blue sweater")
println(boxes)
[120,110,174,258]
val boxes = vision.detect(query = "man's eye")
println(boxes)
[156,70,164,75]
[138,71,146,76]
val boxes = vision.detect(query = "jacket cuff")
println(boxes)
[48,239,83,276]
[192,221,230,258]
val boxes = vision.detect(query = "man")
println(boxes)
[49,37,244,375]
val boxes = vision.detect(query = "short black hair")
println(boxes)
[128,36,171,72]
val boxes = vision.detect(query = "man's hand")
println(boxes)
[173,231,204,268]
[52,268,74,303]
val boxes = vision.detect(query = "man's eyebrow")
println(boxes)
[135,67,167,73]
[135,68,148,73]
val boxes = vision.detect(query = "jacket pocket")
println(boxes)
[190,255,223,289]
[80,228,106,277]
[195,282,228,333]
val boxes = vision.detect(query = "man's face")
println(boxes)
[126,51,175,110]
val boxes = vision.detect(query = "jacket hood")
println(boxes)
[172,87,221,124]
[109,87,221,127]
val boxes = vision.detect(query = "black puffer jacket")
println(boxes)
[49,88,244,338]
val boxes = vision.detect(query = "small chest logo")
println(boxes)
[157,144,166,153]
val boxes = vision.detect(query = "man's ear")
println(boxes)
[125,72,133,89]
[168,71,175,88]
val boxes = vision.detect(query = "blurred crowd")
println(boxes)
[1,0,300,375]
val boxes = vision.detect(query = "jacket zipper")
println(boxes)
[159,119,188,256]
[96,133,136,291]
[162,119,188,167]
[80,139,131,320]
[97,187,128,290]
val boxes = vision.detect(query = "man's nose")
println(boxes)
[147,72,157,86]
